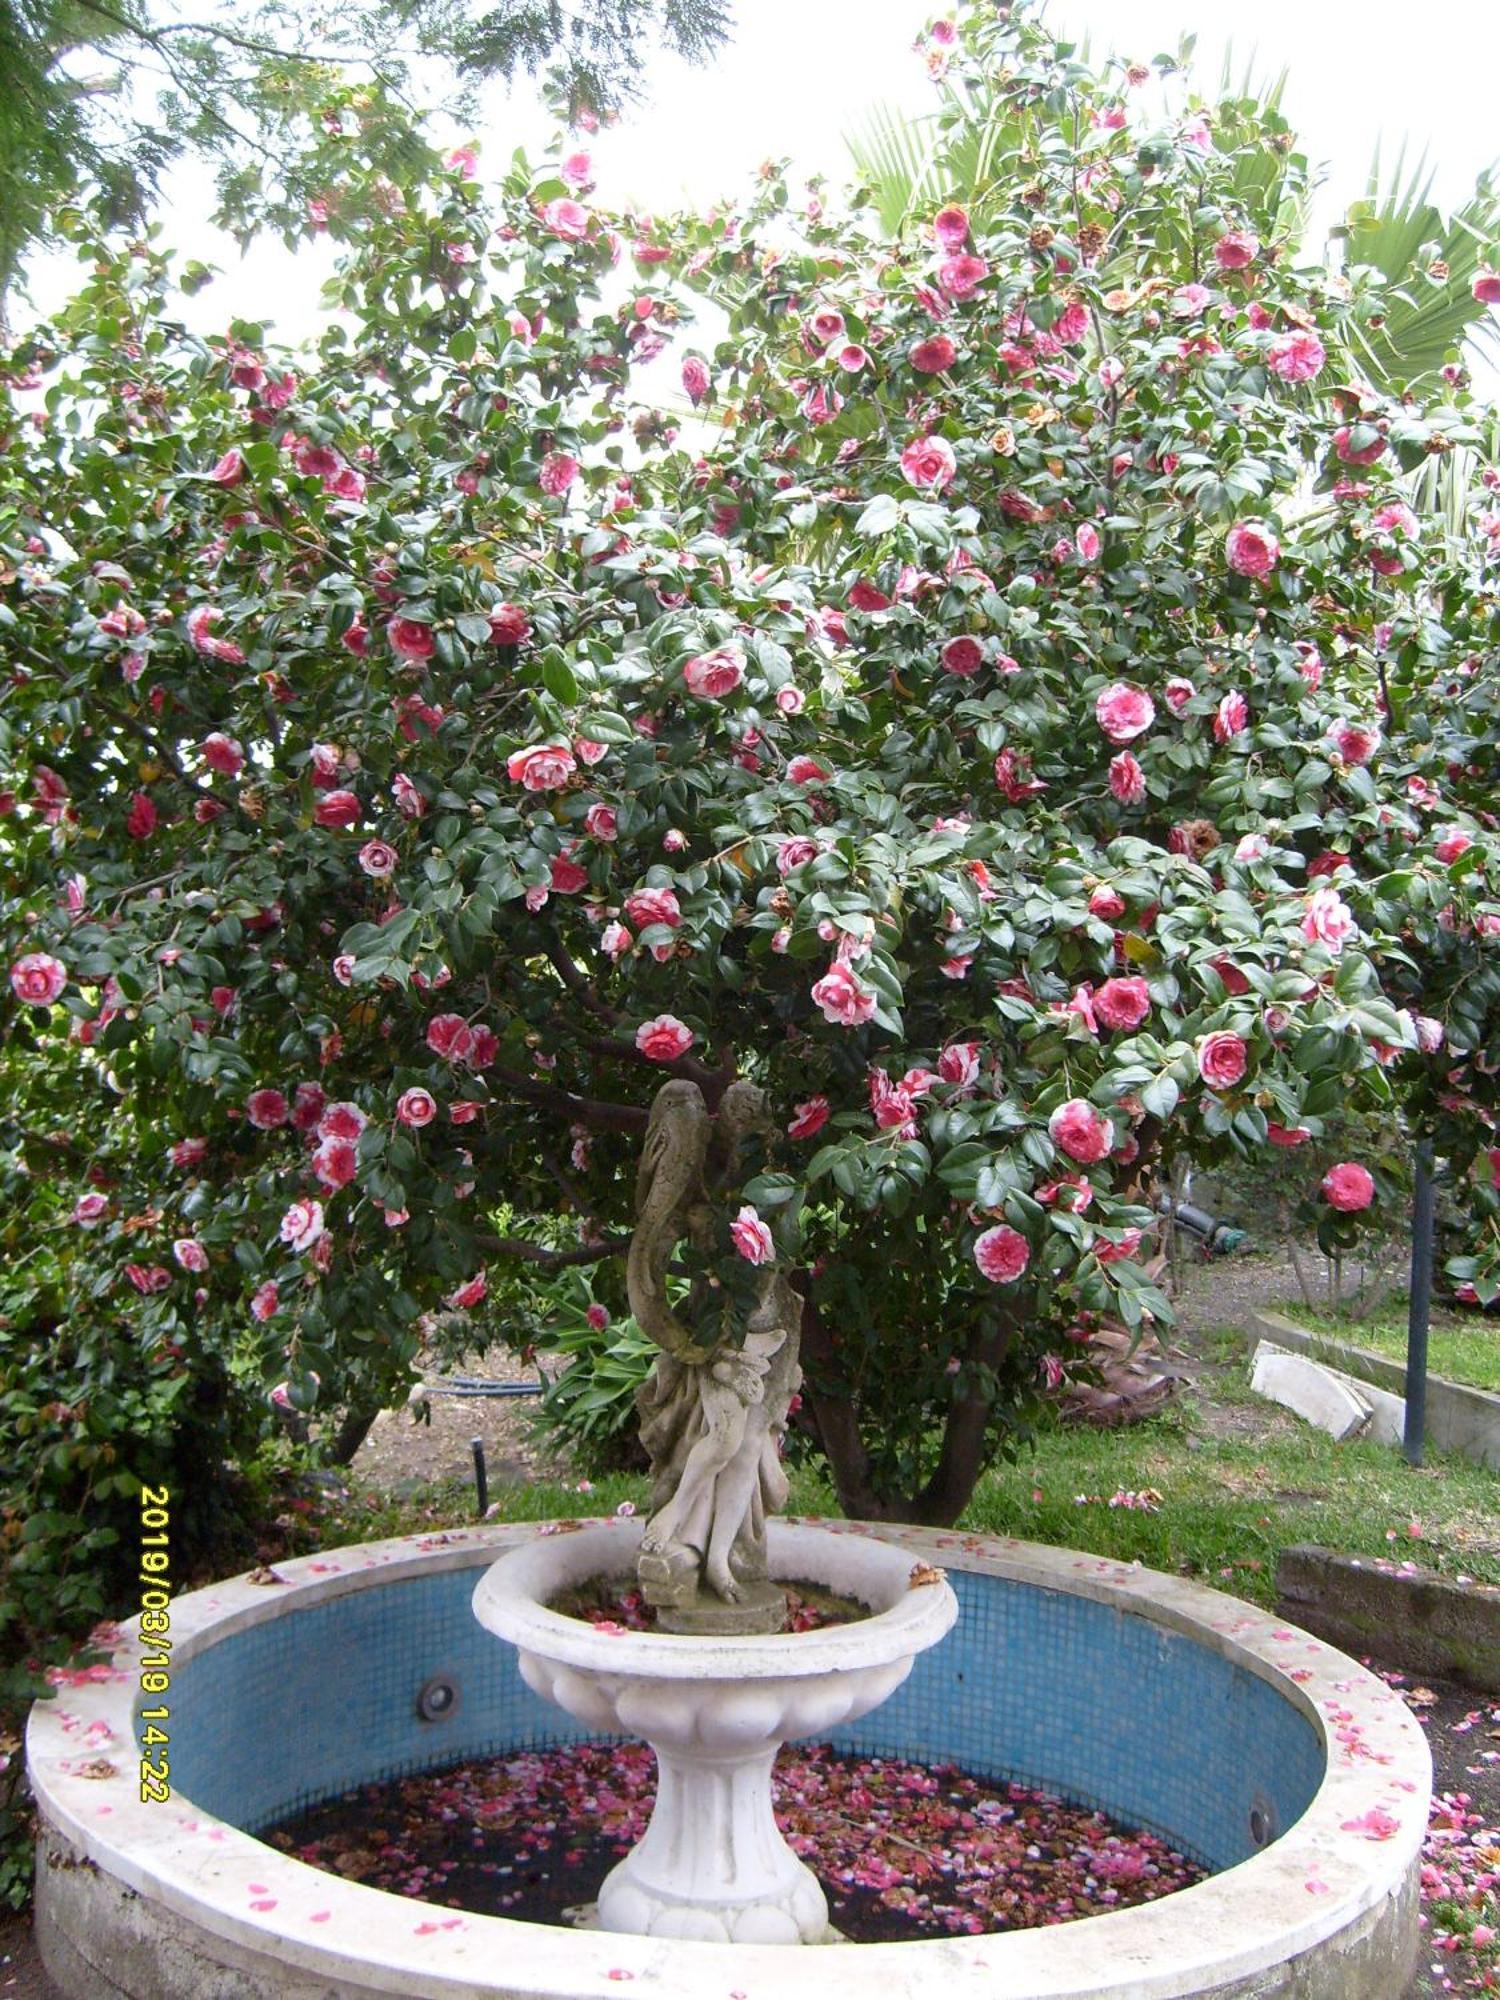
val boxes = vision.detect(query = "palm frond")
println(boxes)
[1337,145,1500,391]
[844,100,941,238]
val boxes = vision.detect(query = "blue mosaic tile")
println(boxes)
[166,1562,1323,1872]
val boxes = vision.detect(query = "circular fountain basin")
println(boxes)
[473,1521,958,1942]
[29,1519,1429,1999]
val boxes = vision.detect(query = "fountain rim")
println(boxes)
[471,1517,959,1675]
[27,1518,1432,2000]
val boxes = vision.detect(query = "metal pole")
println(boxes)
[470,1436,489,1518]
[1403,1142,1435,1467]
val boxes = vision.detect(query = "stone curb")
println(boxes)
[1245,1308,1500,1473]
[1275,1543,1500,1693]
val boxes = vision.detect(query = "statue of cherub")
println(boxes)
[625,1079,801,1629]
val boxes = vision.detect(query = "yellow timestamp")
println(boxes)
[137,1484,172,1803]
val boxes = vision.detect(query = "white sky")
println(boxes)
[17,0,1500,367]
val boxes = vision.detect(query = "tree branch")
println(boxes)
[489,1064,648,1136]
[475,1231,630,1269]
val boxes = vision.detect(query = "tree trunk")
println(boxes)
[795,1290,1010,1528]
[324,1399,382,1467]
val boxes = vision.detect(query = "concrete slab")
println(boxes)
[1249,1341,1372,1441]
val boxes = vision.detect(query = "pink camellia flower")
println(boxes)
[1414,1015,1444,1054]
[681,356,711,405]
[938,253,987,299]
[775,684,806,715]
[1471,271,1500,305]
[331,953,357,988]
[488,602,531,646]
[1171,282,1211,318]
[561,149,592,187]
[125,1263,171,1295]
[683,646,744,698]
[1235,832,1270,863]
[1322,1161,1375,1212]
[1075,521,1102,562]
[1180,114,1211,150]
[601,921,633,958]
[314,789,361,829]
[279,1198,325,1251]
[848,579,892,613]
[11,952,67,1005]
[201,731,245,777]
[186,603,247,663]
[294,439,341,481]
[1333,424,1385,467]
[1163,676,1195,715]
[1332,721,1381,766]
[932,203,970,250]
[1302,885,1358,955]
[169,1136,208,1169]
[938,1040,981,1087]
[582,1302,610,1332]
[126,791,157,840]
[72,1192,109,1226]
[427,1013,476,1061]
[798,381,843,426]
[312,1135,358,1191]
[547,852,587,895]
[836,343,870,372]
[1089,887,1125,921]
[319,1100,367,1142]
[1225,521,1279,578]
[1214,230,1259,270]
[1434,828,1473,864]
[1267,1122,1312,1147]
[635,1013,695,1061]
[974,1225,1030,1283]
[542,198,589,240]
[900,434,958,489]
[940,635,984,677]
[250,1279,279,1321]
[539,452,579,498]
[358,839,398,880]
[788,1095,831,1140]
[507,742,576,790]
[810,962,877,1027]
[392,772,425,821]
[730,1204,776,1265]
[624,886,681,930]
[911,334,958,374]
[210,448,245,485]
[787,755,831,786]
[1109,751,1146,804]
[246,1088,289,1130]
[1265,329,1326,382]
[584,803,618,841]
[1094,977,1151,1031]
[396,1087,437,1128]
[291,1082,326,1131]
[1198,1031,1249,1090]
[173,1238,209,1273]
[447,1270,487,1310]
[1214,690,1249,742]
[1095,682,1155,744]
[1048,1098,1114,1164]
[777,836,820,876]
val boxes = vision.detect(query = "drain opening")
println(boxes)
[417,1674,461,1723]
[1248,1795,1277,1848]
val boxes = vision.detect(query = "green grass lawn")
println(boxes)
[317,1335,1500,1611]
[1270,1300,1500,1393]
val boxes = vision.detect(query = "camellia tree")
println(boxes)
[4,0,1500,1580]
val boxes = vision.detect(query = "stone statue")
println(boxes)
[626,1079,802,1633]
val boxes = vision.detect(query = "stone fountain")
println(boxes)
[471,1078,958,1944]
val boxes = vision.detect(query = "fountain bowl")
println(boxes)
[472,1518,959,1943]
